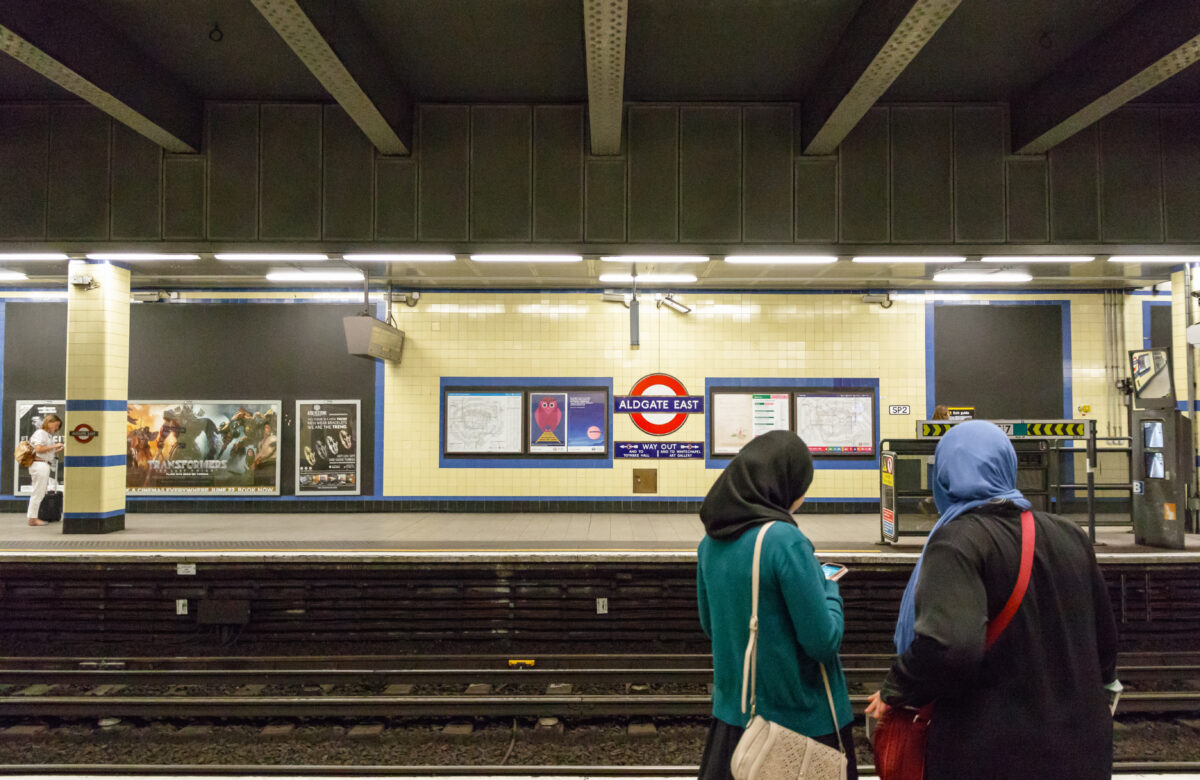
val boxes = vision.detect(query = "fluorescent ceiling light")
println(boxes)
[0,253,69,261]
[598,273,697,284]
[852,256,965,264]
[343,254,455,263]
[724,255,837,265]
[470,254,582,263]
[933,270,1032,283]
[980,256,1093,263]
[0,270,30,281]
[1107,255,1200,264]
[601,255,708,264]
[86,253,199,261]
[657,294,692,314]
[265,270,364,282]
[215,253,329,261]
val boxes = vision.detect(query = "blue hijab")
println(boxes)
[893,420,1031,653]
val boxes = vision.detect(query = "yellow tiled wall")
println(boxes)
[384,290,1135,500]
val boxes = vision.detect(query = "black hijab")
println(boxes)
[700,430,815,540]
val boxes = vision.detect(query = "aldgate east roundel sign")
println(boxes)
[69,423,98,443]
[615,373,704,436]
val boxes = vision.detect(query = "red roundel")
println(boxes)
[629,373,690,436]
[70,423,97,444]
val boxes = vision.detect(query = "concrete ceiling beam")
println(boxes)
[251,0,411,155]
[801,0,962,156]
[0,1,201,153]
[582,0,628,156]
[1012,0,1200,155]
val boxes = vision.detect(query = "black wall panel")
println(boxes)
[206,104,259,240]
[533,106,584,241]
[1161,108,1200,242]
[470,106,533,241]
[47,105,110,240]
[585,159,626,242]
[1101,109,1163,242]
[1049,126,1100,241]
[375,158,417,240]
[1150,304,1172,350]
[795,158,838,242]
[1,302,375,498]
[110,124,162,240]
[891,107,953,242]
[1006,158,1048,242]
[839,107,889,242]
[0,105,48,239]
[742,106,793,242]
[322,106,374,241]
[163,156,206,240]
[627,106,678,242]
[934,304,1063,420]
[954,106,1006,242]
[260,105,322,240]
[418,106,470,241]
[679,107,740,242]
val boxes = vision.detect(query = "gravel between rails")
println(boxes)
[0,717,1195,767]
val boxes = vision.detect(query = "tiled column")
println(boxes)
[63,260,129,534]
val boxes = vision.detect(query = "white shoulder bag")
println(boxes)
[729,521,848,780]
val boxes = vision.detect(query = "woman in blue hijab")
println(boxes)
[866,420,1119,779]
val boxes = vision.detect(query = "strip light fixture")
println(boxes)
[1107,255,1200,264]
[724,255,837,264]
[0,270,30,281]
[933,270,1032,283]
[852,256,965,264]
[343,254,456,262]
[85,253,200,261]
[265,270,364,282]
[215,253,329,261]
[0,253,69,261]
[598,272,697,284]
[980,256,1093,263]
[470,254,582,263]
[601,255,708,264]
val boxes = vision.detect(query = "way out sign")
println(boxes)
[614,373,703,436]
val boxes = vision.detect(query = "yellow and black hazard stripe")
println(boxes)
[1027,422,1086,437]
[920,422,954,437]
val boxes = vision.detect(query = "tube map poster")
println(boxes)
[296,400,360,495]
[126,401,280,494]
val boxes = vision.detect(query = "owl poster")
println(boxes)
[529,392,568,453]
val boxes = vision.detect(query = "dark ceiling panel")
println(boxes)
[73,0,327,100]
[0,54,75,100]
[356,0,586,101]
[884,0,1146,101]
[625,0,861,100]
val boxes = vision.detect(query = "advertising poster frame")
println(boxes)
[14,400,66,495]
[295,399,361,496]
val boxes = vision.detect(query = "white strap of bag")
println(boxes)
[740,521,846,756]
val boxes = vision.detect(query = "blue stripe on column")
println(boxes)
[66,400,127,411]
[64,454,126,467]
[64,509,125,520]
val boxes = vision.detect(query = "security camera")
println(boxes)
[861,293,893,309]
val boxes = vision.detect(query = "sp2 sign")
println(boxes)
[888,405,911,415]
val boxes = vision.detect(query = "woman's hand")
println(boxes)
[865,690,890,719]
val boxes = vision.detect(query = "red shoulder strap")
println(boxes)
[985,510,1035,648]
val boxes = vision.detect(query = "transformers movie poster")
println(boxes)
[126,401,280,495]
[296,400,360,495]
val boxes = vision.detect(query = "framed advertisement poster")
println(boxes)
[296,400,361,496]
[14,401,66,494]
[126,401,281,495]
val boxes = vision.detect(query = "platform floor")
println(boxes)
[0,511,1196,563]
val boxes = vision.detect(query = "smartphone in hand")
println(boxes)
[821,563,848,581]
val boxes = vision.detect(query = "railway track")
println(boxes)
[0,652,1196,719]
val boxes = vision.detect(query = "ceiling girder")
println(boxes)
[801,0,962,156]
[251,0,412,155]
[1012,0,1200,155]
[0,2,201,153]
[582,0,628,156]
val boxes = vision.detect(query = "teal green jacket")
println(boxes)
[697,521,853,736]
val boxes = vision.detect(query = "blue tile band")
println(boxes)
[64,509,126,520]
[64,454,126,468]
[66,399,127,411]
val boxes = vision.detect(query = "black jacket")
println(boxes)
[881,506,1118,780]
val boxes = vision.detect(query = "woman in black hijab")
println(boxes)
[696,431,856,779]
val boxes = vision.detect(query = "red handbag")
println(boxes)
[873,510,1035,780]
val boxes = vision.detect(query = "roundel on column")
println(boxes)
[615,373,704,436]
